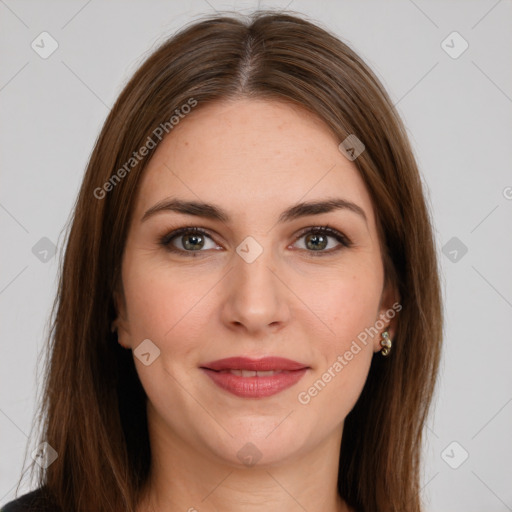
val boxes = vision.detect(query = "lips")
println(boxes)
[201,356,308,372]
[200,357,309,399]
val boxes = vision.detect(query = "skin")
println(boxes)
[113,98,397,512]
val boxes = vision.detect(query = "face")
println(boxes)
[114,98,396,468]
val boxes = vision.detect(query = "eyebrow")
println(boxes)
[141,197,367,224]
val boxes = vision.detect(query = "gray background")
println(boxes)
[1,0,511,510]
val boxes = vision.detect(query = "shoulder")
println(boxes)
[1,488,60,512]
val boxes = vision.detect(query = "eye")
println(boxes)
[292,225,352,255]
[160,227,219,255]
[159,225,352,256]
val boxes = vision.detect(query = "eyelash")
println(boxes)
[158,225,352,257]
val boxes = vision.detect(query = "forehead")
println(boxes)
[131,98,376,227]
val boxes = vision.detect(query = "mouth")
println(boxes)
[211,369,289,377]
[200,356,310,399]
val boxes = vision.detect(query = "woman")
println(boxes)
[2,10,442,512]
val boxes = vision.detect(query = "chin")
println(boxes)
[201,417,314,469]
[210,437,307,469]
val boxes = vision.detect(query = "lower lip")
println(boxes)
[201,368,308,398]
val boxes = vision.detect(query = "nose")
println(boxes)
[220,244,290,336]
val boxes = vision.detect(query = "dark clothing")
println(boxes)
[1,488,59,512]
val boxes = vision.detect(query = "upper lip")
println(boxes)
[201,356,309,371]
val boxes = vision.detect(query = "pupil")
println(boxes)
[306,233,327,250]
[183,234,203,250]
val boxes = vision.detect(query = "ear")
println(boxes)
[373,277,400,353]
[112,285,132,349]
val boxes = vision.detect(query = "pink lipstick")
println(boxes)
[200,356,309,398]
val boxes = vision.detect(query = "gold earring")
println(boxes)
[380,331,392,356]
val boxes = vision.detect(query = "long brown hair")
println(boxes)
[17,10,442,512]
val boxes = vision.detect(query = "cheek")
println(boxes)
[121,254,215,345]
[296,260,383,352]
[330,279,382,349]
[293,266,382,411]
